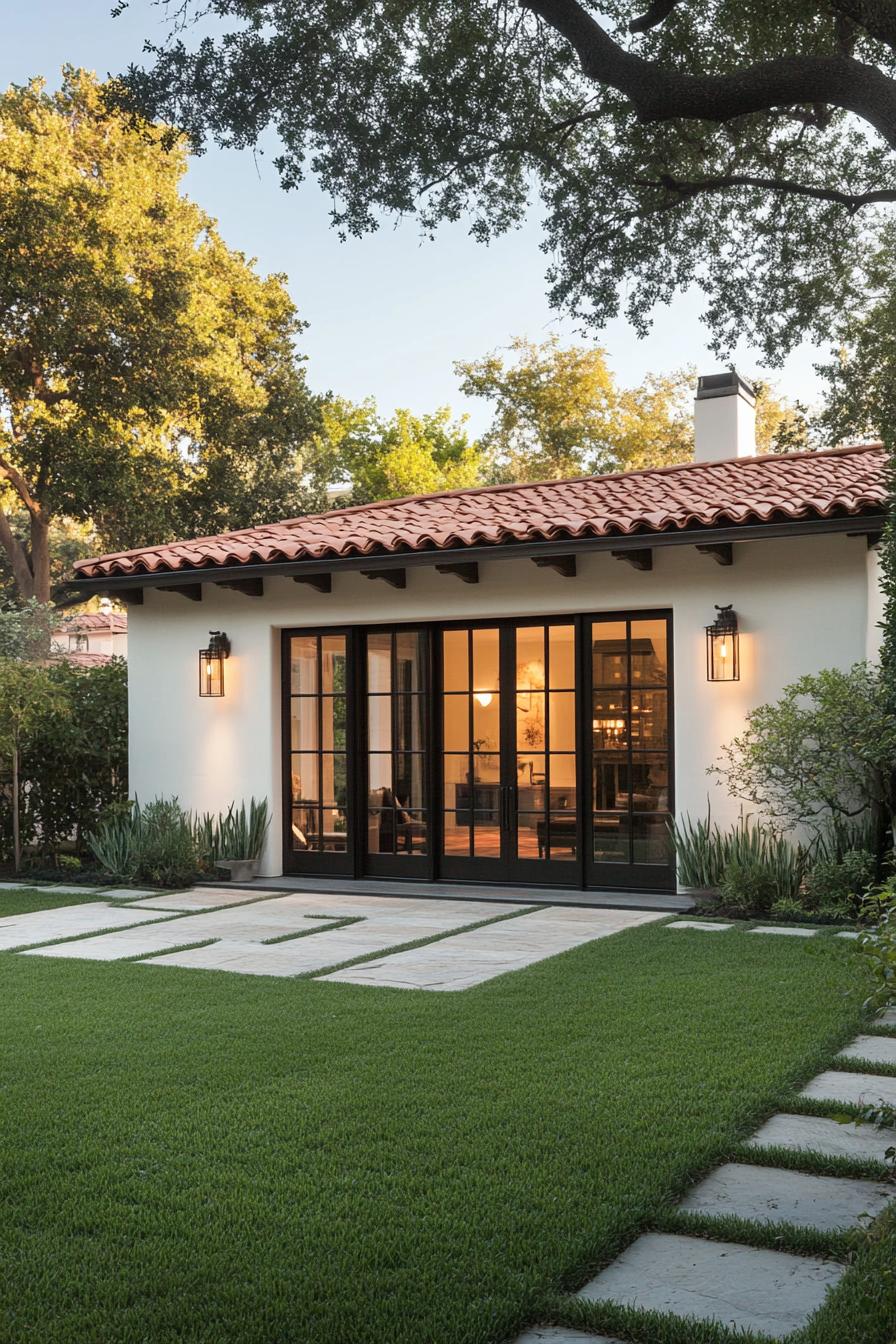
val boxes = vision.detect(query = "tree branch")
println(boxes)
[521,0,896,148]
[629,0,682,35]
[0,500,34,599]
[830,1,896,52]
[635,171,896,214]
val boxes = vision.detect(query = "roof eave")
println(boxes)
[58,511,886,603]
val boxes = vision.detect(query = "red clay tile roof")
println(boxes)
[75,444,887,580]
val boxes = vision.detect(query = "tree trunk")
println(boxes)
[0,504,35,601]
[29,510,51,605]
[12,739,20,873]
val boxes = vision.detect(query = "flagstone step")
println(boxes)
[838,1034,896,1066]
[515,1330,625,1343]
[677,1161,893,1232]
[749,925,819,937]
[800,1069,896,1109]
[666,920,733,932]
[746,1112,896,1164]
[576,1232,844,1338]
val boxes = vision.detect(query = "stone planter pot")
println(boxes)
[214,858,260,883]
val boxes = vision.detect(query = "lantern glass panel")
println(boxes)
[199,648,225,696]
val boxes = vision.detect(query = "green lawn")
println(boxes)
[1,921,891,1344]
[0,886,108,917]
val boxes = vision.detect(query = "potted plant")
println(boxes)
[212,799,271,883]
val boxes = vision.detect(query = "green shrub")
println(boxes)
[719,857,779,916]
[137,799,199,887]
[88,809,137,882]
[671,810,804,903]
[89,796,270,887]
[860,881,896,1010]
[195,798,270,865]
[770,895,807,921]
[802,848,877,916]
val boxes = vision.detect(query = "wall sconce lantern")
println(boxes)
[199,630,231,697]
[706,605,739,682]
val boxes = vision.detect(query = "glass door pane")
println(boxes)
[512,623,578,870]
[364,629,429,871]
[588,614,674,890]
[440,626,503,874]
[286,631,352,873]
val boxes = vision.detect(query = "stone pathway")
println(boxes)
[11,890,663,989]
[514,1013,896,1342]
[666,919,829,937]
[0,901,164,951]
[319,907,664,991]
[577,1233,845,1338]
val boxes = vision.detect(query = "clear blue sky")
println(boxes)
[4,1,824,434]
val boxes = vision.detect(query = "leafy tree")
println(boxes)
[710,664,896,857]
[0,510,95,607]
[17,660,129,861]
[0,68,321,603]
[456,337,693,481]
[316,399,483,503]
[117,2,896,369]
[753,381,814,456]
[0,600,56,661]
[0,660,69,869]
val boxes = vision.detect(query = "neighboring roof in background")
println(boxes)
[74,443,886,581]
[51,651,114,668]
[53,612,128,633]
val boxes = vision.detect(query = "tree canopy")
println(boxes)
[315,400,482,504]
[0,67,322,603]
[118,2,896,384]
[456,336,694,481]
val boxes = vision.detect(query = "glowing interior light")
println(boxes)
[475,691,493,707]
[719,641,728,658]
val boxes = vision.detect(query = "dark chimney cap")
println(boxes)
[696,370,756,405]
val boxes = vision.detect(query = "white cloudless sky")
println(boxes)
[4,1,826,435]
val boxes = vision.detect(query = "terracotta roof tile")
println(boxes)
[75,444,887,580]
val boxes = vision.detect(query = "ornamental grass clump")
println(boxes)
[88,798,200,887]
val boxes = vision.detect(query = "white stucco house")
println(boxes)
[64,371,886,896]
[50,607,128,667]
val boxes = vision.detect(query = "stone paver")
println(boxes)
[800,1069,896,1109]
[678,1161,893,1232]
[576,1232,844,1337]
[515,1331,626,1343]
[838,1034,896,1066]
[28,893,530,977]
[835,931,860,940]
[666,920,733,932]
[100,888,159,900]
[0,901,162,951]
[746,1112,896,1164]
[879,1007,896,1027]
[750,925,818,937]
[129,888,261,911]
[319,907,665,991]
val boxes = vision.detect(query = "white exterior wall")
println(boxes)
[127,533,876,878]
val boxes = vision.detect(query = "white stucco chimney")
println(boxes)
[694,370,756,463]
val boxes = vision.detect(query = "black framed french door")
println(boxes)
[362,628,431,878]
[437,620,582,886]
[585,612,675,891]
[281,611,675,891]
[282,629,354,875]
